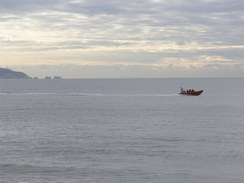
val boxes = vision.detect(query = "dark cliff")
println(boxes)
[0,68,31,79]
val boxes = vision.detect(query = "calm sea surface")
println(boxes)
[0,78,244,183]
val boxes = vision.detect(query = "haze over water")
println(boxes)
[0,78,243,183]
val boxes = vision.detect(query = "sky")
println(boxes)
[0,0,243,78]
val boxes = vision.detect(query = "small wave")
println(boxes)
[0,92,179,97]
[0,92,58,96]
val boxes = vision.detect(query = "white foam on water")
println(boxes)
[0,92,179,97]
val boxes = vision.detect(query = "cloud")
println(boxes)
[0,0,243,77]
[0,0,61,13]
[10,63,244,79]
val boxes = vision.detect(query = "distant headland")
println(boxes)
[0,68,31,79]
[0,68,63,79]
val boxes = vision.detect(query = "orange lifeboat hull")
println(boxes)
[179,90,203,96]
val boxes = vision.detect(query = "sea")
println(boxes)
[0,78,243,183]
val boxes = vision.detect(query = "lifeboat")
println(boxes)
[179,88,203,96]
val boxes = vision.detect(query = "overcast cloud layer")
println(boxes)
[0,0,243,78]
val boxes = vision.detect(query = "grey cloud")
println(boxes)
[1,0,243,20]
[66,1,123,15]
[12,63,244,79]
[1,0,243,78]
[180,0,244,13]
[0,0,147,15]
[2,0,243,30]
[0,0,60,14]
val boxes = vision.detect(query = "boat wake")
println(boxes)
[0,92,179,97]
